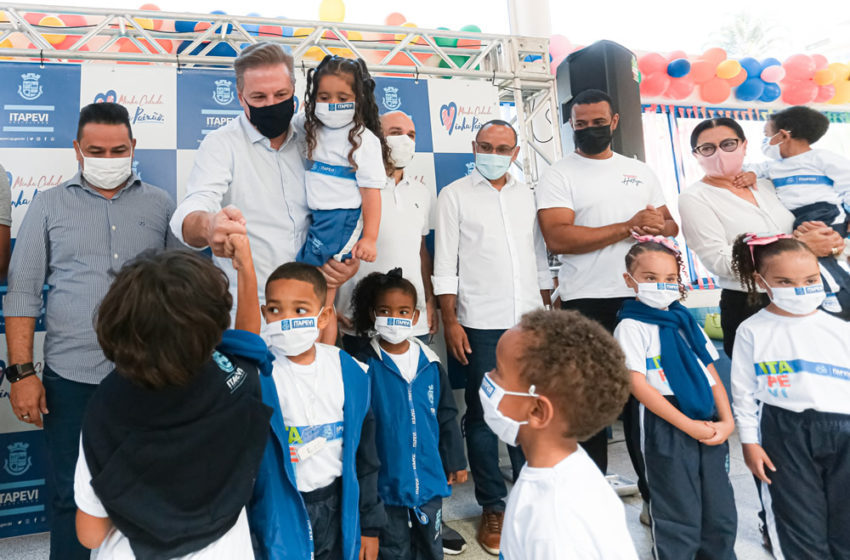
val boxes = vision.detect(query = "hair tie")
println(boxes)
[742,232,793,263]
[387,267,403,279]
[631,233,681,256]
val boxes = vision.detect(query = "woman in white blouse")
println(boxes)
[678,117,843,358]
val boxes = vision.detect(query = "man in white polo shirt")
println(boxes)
[434,119,553,556]
[336,110,437,355]
[536,88,678,503]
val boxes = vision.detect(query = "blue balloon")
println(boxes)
[761,57,782,69]
[177,40,238,58]
[736,78,765,101]
[244,12,261,36]
[667,58,691,78]
[759,82,781,102]
[175,20,198,33]
[524,54,543,62]
[739,57,762,79]
[209,10,233,34]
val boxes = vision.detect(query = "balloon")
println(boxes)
[812,54,828,70]
[434,27,457,48]
[667,49,688,61]
[638,52,667,76]
[760,65,786,83]
[735,77,765,101]
[395,22,422,44]
[783,54,816,81]
[829,81,850,105]
[761,57,781,68]
[815,84,836,103]
[460,24,481,33]
[38,15,66,46]
[667,58,690,78]
[702,47,727,65]
[759,82,781,102]
[195,11,233,35]
[716,59,742,80]
[549,34,571,61]
[726,69,747,87]
[690,60,716,83]
[174,19,198,33]
[739,57,762,79]
[781,80,818,105]
[814,68,836,86]
[700,77,731,103]
[639,72,670,97]
[384,12,406,26]
[319,0,345,22]
[829,62,850,82]
[665,75,695,100]
[457,24,481,65]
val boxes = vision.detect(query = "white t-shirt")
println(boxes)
[337,174,435,337]
[731,308,850,444]
[748,149,850,215]
[270,343,353,493]
[501,447,638,560]
[384,343,421,383]
[614,318,718,396]
[536,152,667,300]
[293,112,386,210]
[74,441,254,559]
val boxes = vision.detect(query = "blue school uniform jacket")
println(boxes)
[356,338,466,510]
[248,345,385,560]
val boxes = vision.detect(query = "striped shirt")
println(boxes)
[4,172,177,384]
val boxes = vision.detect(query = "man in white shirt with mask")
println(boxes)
[434,119,553,556]
[337,110,438,355]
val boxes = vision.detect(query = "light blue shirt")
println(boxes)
[4,172,177,383]
[171,113,310,309]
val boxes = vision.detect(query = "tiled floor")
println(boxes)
[0,422,773,559]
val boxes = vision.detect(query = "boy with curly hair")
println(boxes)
[489,309,637,559]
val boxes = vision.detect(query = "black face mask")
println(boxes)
[246,96,295,139]
[573,125,613,155]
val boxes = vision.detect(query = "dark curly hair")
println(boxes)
[96,250,232,390]
[769,106,830,144]
[350,268,418,336]
[730,234,816,305]
[516,309,631,440]
[304,55,392,175]
[624,241,688,300]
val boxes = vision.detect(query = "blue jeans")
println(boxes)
[455,327,525,512]
[42,366,99,560]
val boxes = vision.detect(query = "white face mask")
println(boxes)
[315,102,355,129]
[386,134,416,169]
[262,311,322,356]
[762,280,826,315]
[479,372,536,447]
[629,274,681,309]
[81,153,132,190]
[374,315,414,344]
[761,134,783,160]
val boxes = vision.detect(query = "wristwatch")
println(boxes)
[5,363,36,383]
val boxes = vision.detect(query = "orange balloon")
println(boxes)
[700,77,731,104]
[690,59,716,84]
[702,47,727,65]
[384,12,406,26]
[38,15,67,46]
[814,68,836,86]
[726,69,747,87]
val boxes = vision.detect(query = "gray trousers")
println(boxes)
[379,496,443,560]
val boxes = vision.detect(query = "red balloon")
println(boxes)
[814,84,835,103]
[639,52,668,76]
[726,69,747,87]
[702,47,727,65]
[665,75,695,100]
[783,54,816,81]
[781,80,818,104]
[667,49,688,61]
[690,60,716,83]
[700,77,731,104]
[640,72,670,98]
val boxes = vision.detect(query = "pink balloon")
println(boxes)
[815,84,836,103]
[760,65,786,83]
[639,53,668,76]
[667,49,688,61]
[781,80,818,105]
[665,75,695,100]
[640,72,670,98]
[702,47,727,65]
[549,34,572,60]
[783,54,816,81]
[812,54,829,70]
[700,77,731,104]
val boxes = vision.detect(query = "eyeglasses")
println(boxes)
[692,138,740,157]
[474,141,517,157]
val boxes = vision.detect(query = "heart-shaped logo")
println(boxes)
[440,101,457,135]
[93,89,118,104]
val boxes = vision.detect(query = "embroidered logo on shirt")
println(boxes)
[212,350,235,373]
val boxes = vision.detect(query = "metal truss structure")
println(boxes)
[0,4,562,182]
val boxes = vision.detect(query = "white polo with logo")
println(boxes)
[536,151,667,301]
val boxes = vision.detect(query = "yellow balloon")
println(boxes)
[304,46,326,61]
[318,0,345,22]
[134,17,154,30]
[829,62,850,82]
[347,30,363,42]
[814,68,836,86]
[716,59,742,80]
[39,15,67,46]
[828,80,850,105]
[395,21,419,43]
[294,27,314,38]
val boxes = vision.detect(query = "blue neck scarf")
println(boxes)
[619,300,716,420]
[217,329,275,376]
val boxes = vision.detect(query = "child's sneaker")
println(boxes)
[442,523,467,555]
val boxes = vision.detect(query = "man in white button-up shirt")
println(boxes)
[434,120,553,556]
[170,42,357,314]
